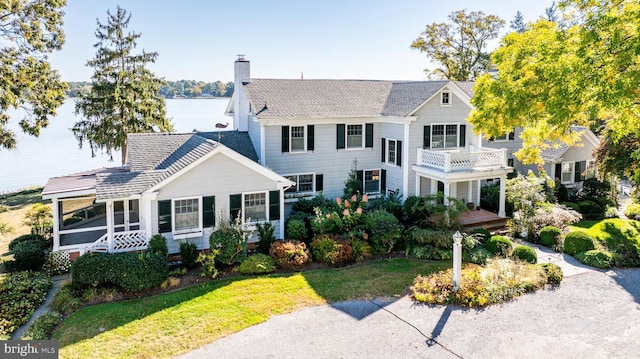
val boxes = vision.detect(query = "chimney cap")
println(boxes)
[237,54,247,61]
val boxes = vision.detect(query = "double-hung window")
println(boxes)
[364,170,380,194]
[347,125,363,148]
[290,126,305,152]
[387,140,397,165]
[158,196,215,238]
[431,124,459,149]
[285,174,314,194]
[561,162,575,184]
[244,192,267,223]
[173,198,201,234]
[441,91,451,106]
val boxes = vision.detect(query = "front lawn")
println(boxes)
[570,218,640,250]
[54,258,448,359]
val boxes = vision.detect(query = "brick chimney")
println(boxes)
[233,55,250,131]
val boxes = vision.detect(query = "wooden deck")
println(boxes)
[457,209,508,232]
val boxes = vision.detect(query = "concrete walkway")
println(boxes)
[181,251,640,359]
[10,273,70,340]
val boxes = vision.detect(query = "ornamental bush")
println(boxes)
[485,236,514,257]
[310,234,355,267]
[8,234,46,251]
[269,240,311,270]
[563,231,595,256]
[5,240,47,272]
[624,203,640,221]
[463,246,494,265]
[71,252,168,292]
[209,219,248,266]
[148,234,168,257]
[179,241,199,269]
[577,200,603,220]
[575,250,614,269]
[470,228,492,244]
[285,218,308,242]
[256,222,276,254]
[22,311,61,340]
[0,272,52,337]
[405,227,453,260]
[512,245,537,264]
[350,239,372,262]
[239,254,277,275]
[539,263,563,284]
[367,210,403,254]
[539,226,562,250]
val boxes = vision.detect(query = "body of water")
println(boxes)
[0,98,231,193]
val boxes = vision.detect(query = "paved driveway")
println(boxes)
[180,268,640,359]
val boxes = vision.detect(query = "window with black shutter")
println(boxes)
[203,196,215,228]
[381,138,386,162]
[423,126,431,149]
[269,191,280,220]
[316,174,323,192]
[230,194,242,222]
[459,125,466,147]
[365,124,373,148]
[307,125,314,151]
[158,200,172,233]
[281,126,290,153]
[336,124,345,149]
[396,140,402,167]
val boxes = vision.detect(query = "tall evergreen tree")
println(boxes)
[510,11,527,33]
[73,6,172,165]
[0,0,68,150]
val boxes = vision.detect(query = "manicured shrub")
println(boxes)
[5,240,47,272]
[624,203,640,221]
[405,227,453,260]
[563,231,595,256]
[196,251,219,279]
[485,236,514,257]
[238,254,276,275]
[561,202,580,212]
[71,252,168,292]
[209,220,248,265]
[257,222,276,254]
[179,241,199,269]
[22,311,61,340]
[285,218,307,242]
[8,233,46,251]
[464,246,494,265]
[310,234,355,267]
[575,250,614,269]
[148,234,168,257]
[612,240,640,267]
[539,226,562,249]
[528,204,582,235]
[470,228,492,244]
[539,263,563,284]
[269,240,311,270]
[512,245,537,264]
[0,272,52,337]
[577,200,603,220]
[367,210,403,254]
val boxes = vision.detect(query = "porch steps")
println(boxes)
[458,209,508,233]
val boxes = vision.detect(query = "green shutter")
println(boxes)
[459,125,466,147]
[203,196,215,228]
[230,194,242,221]
[423,126,431,148]
[316,174,323,192]
[281,126,289,153]
[158,200,172,233]
[307,125,314,151]
[381,138,386,162]
[365,124,374,148]
[397,140,402,167]
[269,190,280,220]
[337,124,345,149]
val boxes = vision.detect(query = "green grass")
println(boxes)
[54,258,448,359]
[569,218,640,249]
[0,187,49,257]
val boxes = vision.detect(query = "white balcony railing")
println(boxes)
[85,229,149,253]
[416,147,507,172]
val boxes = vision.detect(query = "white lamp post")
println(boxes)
[452,231,463,292]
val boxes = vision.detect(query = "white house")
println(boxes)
[226,56,513,217]
[42,131,294,259]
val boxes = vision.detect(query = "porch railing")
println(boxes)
[85,230,150,253]
[416,147,507,172]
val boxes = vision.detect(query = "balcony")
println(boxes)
[416,147,507,173]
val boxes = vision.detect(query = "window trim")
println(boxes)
[284,173,316,195]
[430,123,462,149]
[561,161,575,184]
[345,123,364,149]
[242,191,268,224]
[441,90,451,106]
[289,125,306,153]
[387,139,397,166]
[363,168,381,194]
[171,196,203,239]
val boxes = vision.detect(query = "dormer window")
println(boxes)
[441,91,451,106]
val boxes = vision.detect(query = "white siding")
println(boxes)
[248,116,262,162]
[379,122,405,194]
[151,152,283,254]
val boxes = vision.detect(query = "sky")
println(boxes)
[49,0,556,83]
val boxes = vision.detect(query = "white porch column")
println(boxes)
[142,192,157,239]
[467,180,473,206]
[415,174,421,196]
[52,198,59,252]
[443,181,451,206]
[476,180,482,207]
[279,189,285,239]
[498,176,506,217]
[106,200,114,252]
[430,179,438,196]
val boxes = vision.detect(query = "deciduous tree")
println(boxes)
[73,6,172,164]
[411,9,505,81]
[0,0,67,150]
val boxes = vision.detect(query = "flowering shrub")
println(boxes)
[310,234,355,267]
[367,210,403,254]
[0,272,52,337]
[269,240,311,270]
[311,194,369,236]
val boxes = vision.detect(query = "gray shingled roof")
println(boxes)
[196,131,258,162]
[244,79,459,119]
[42,167,128,197]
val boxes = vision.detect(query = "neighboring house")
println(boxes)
[226,56,512,217]
[482,126,599,189]
[42,131,294,259]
